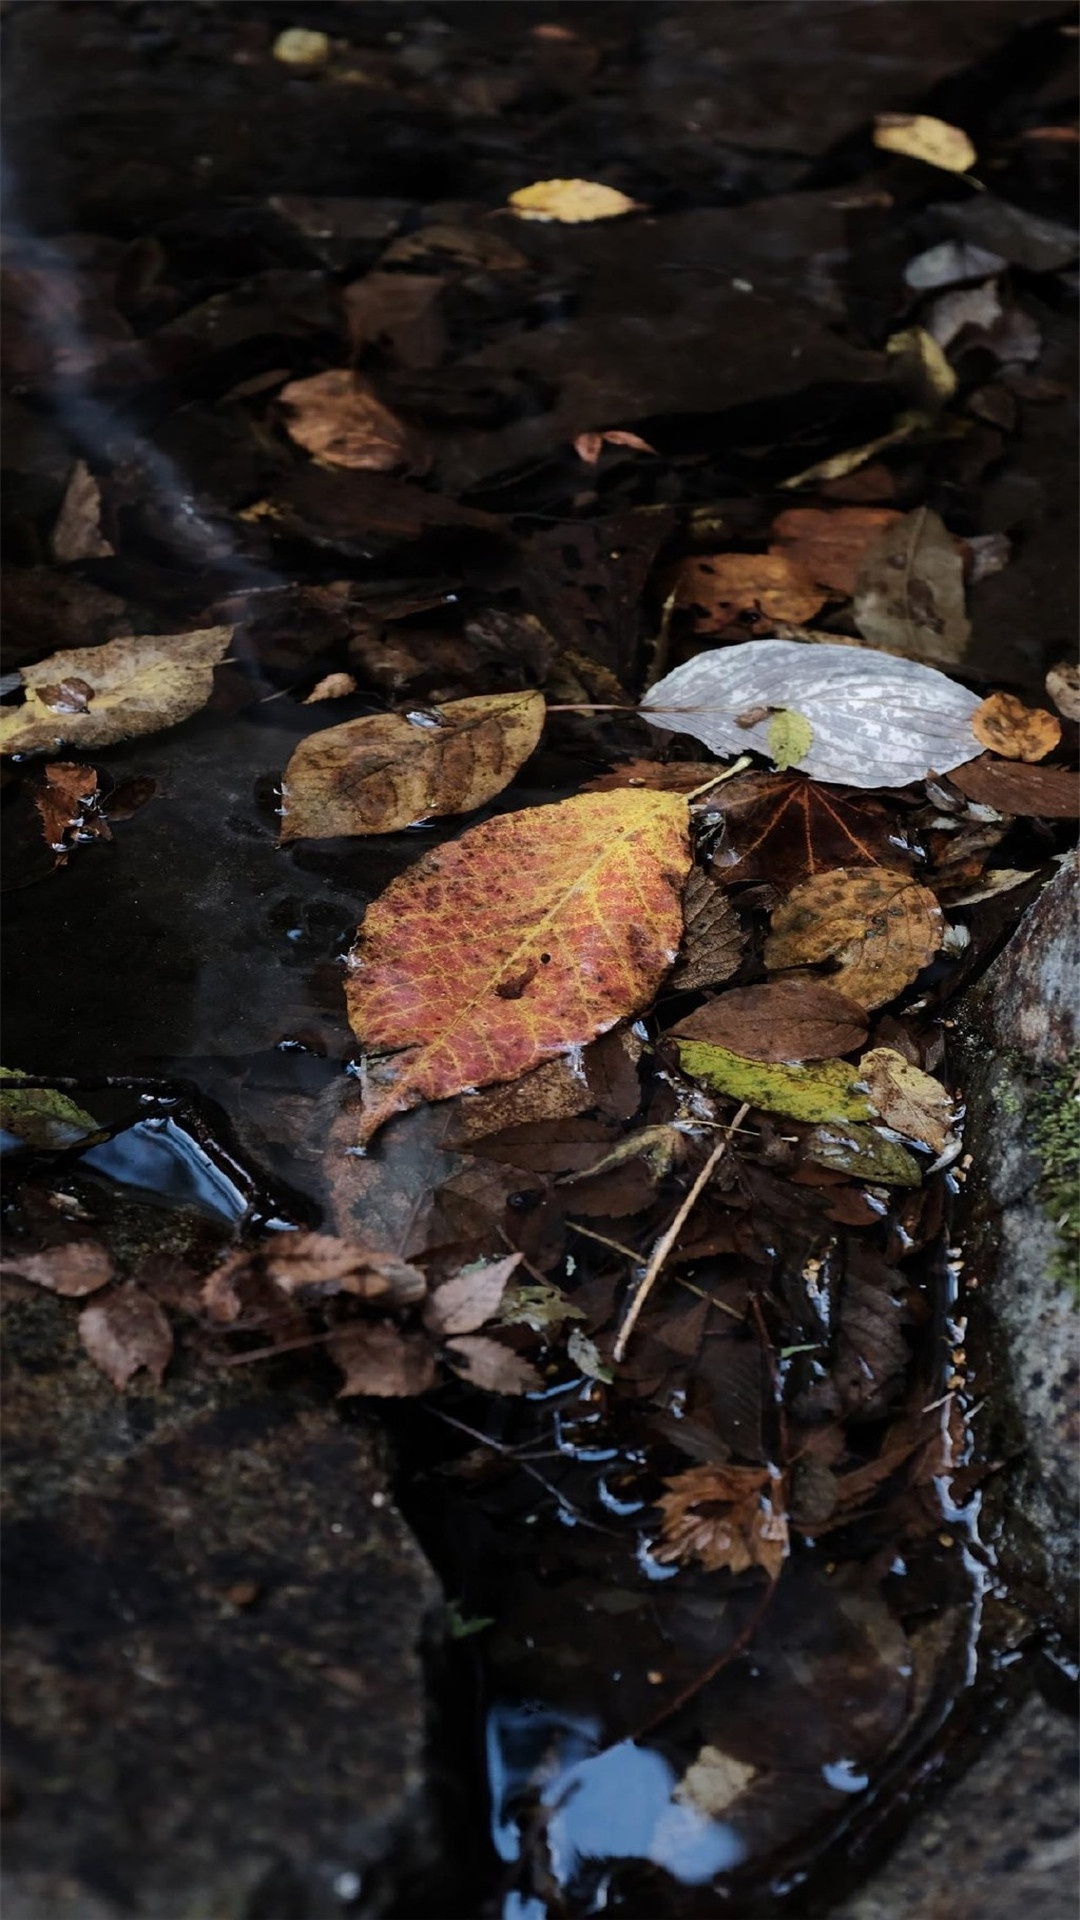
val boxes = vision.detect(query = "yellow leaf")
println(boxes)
[273,27,330,66]
[280,691,546,839]
[886,326,957,403]
[675,1040,872,1125]
[971,692,1062,762]
[859,1047,956,1153]
[764,867,945,1010]
[873,113,977,175]
[508,179,641,223]
[0,627,233,756]
[347,790,690,1144]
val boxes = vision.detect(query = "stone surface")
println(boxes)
[1,1290,440,1920]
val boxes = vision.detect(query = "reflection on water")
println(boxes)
[78,1115,252,1222]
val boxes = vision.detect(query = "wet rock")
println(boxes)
[1,1291,440,1919]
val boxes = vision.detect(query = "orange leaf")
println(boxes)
[676,552,826,632]
[971,692,1062,762]
[763,867,944,1010]
[769,506,903,597]
[654,1464,789,1580]
[347,790,691,1144]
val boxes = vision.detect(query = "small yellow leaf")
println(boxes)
[508,179,640,224]
[273,27,330,66]
[873,113,977,175]
[767,709,814,772]
[886,326,957,403]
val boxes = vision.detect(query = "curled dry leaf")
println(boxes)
[445,1335,542,1394]
[0,627,233,756]
[347,790,690,1145]
[859,1047,955,1154]
[279,369,412,472]
[671,867,745,992]
[78,1284,173,1390]
[642,641,981,789]
[424,1253,522,1338]
[675,553,826,634]
[671,981,867,1063]
[764,867,945,1010]
[654,1464,789,1580]
[330,1320,437,1398]
[1046,661,1080,724]
[508,179,639,223]
[1,1238,113,1297]
[769,507,903,598]
[706,773,912,889]
[573,429,656,464]
[971,692,1062,763]
[675,1040,872,1126]
[873,113,976,174]
[949,756,1079,819]
[853,507,970,668]
[280,691,545,839]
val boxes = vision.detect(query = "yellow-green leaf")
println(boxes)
[0,1069,98,1149]
[675,1040,871,1125]
[805,1121,923,1186]
[767,709,814,772]
[873,114,977,175]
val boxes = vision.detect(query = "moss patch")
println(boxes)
[1031,1053,1080,1297]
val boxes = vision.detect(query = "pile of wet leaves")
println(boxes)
[2,4,1078,1916]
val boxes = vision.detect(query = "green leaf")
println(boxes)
[675,1040,871,1125]
[497,1281,585,1332]
[767,708,814,772]
[0,1069,98,1150]
[805,1120,922,1186]
[446,1601,495,1640]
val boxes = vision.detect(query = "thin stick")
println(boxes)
[683,754,753,802]
[567,1220,643,1263]
[612,1102,750,1363]
[421,1404,619,1536]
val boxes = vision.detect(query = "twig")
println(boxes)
[421,1404,619,1536]
[683,754,753,802]
[629,1577,777,1739]
[612,1102,750,1363]
[566,1220,643,1263]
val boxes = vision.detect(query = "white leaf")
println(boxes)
[640,640,981,790]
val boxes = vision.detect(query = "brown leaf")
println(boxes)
[32,761,104,860]
[1,1239,113,1297]
[302,672,358,703]
[52,460,113,562]
[444,1333,542,1394]
[280,691,545,839]
[764,868,945,1010]
[344,271,445,369]
[263,1232,426,1305]
[424,1253,522,1337]
[671,981,868,1063]
[654,1464,789,1580]
[948,756,1079,819]
[1045,662,1080,724]
[279,369,413,471]
[859,1047,955,1153]
[78,1284,173,1389]
[329,1321,437,1398]
[706,774,914,891]
[587,758,720,795]
[971,692,1062,762]
[853,506,970,667]
[671,868,746,992]
[1,627,233,755]
[769,507,902,597]
[676,552,826,633]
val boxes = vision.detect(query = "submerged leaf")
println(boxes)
[764,867,945,1009]
[671,982,867,1063]
[641,640,981,789]
[424,1253,522,1337]
[705,773,912,890]
[805,1121,922,1187]
[676,1040,872,1125]
[0,626,233,755]
[769,506,902,597]
[853,507,970,667]
[671,867,745,991]
[873,113,976,174]
[497,1282,585,1332]
[860,1047,955,1153]
[445,1335,542,1394]
[279,369,412,472]
[508,179,639,223]
[347,791,690,1144]
[567,1327,614,1382]
[280,691,545,839]
[675,1748,758,1818]
[330,1321,438,1399]
[675,552,826,633]
[971,693,1062,763]
[0,1069,98,1149]
[1045,662,1080,724]
[2,1239,113,1297]
[78,1285,173,1390]
[654,1464,789,1579]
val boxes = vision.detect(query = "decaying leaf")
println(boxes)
[971,692,1062,763]
[424,1253,522,1337]
[642,641,981,789]
[675,553,826,633]
[279,370,412,471]
[0,627,233,755]
[264,1232,426,1304]
[0,1070,98,1149]
[445,1335,542,1394]
[853,508,970,667]
[280,691,545,839]
[78,1284,173,1389]
[675,1748,758,1819]
[329,1320,438,1398]
[706,773,912,890]
[780,412,922,492]
[567,1327,614,1382]
[508,179,639,223]
[303,672,357,703]
[873,113,977,174]
[885,326,957,405]
[676,1040,872,1126]
[347,790,691,1144]
[654,1464,789,1579]
[573,429,656,464]
[860,1047,955,1154]
[805,1121,922,1186]
[52,460,113,562]
[2,1238,113,1297]
[949,756,1079,819]
[764,868,945,1009]
[768,709,814,772]
[671,867,745,992]
[1046,662,1080,723]
[769,506,902,597]
[32,761,105,863]
[497,1281,585,1332]
[671,981,867,1063]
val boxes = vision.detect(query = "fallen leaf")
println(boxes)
[279,369,412,471]
[902,240,1006,290]
[330,1320,437,1398]
[303,672,357,703]
[780,412,922,491]
[2,1239,112,1297]
[675,1748,758,1818]
[382,222,529,273]
[948,756,1079,819]
[556,1122,684,1185]
[263,1232,426,1304]
[675,553,826,634]
[853,508,970,667]
[885,326,957,405]
[280,691,545,839]
[671,868,745,992]
[769,507,902,597]
[971,692,1062,763]
[567,1327,614,1382]
[0,1070,98,1149]
[573,429,656,464]
[445,1334,542,1394]
[654,1464,789,1580]
[925,280,1003,351]
[859,1047,955,1153]
[764,868,945,1009]
[497,1281,585,1332]
[705,773,913,890]
[642,640,981,789]
[424,1253,522,1337]
[78,1284,173,1389]
[508,179,640,223]
[32,760,103,861]
[676,1040,872,1125]
[586,759,720,795]
[671,982,867,1063]
[347,790,690,1144]
[943,868,1041,907]
[273,26,329,65]
[768,709,814,772]
[873,113,976,174]
[0,626,233,755]
[1046,662,1080,723]
[805,1121,922,1186]
[52,460,113,562]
